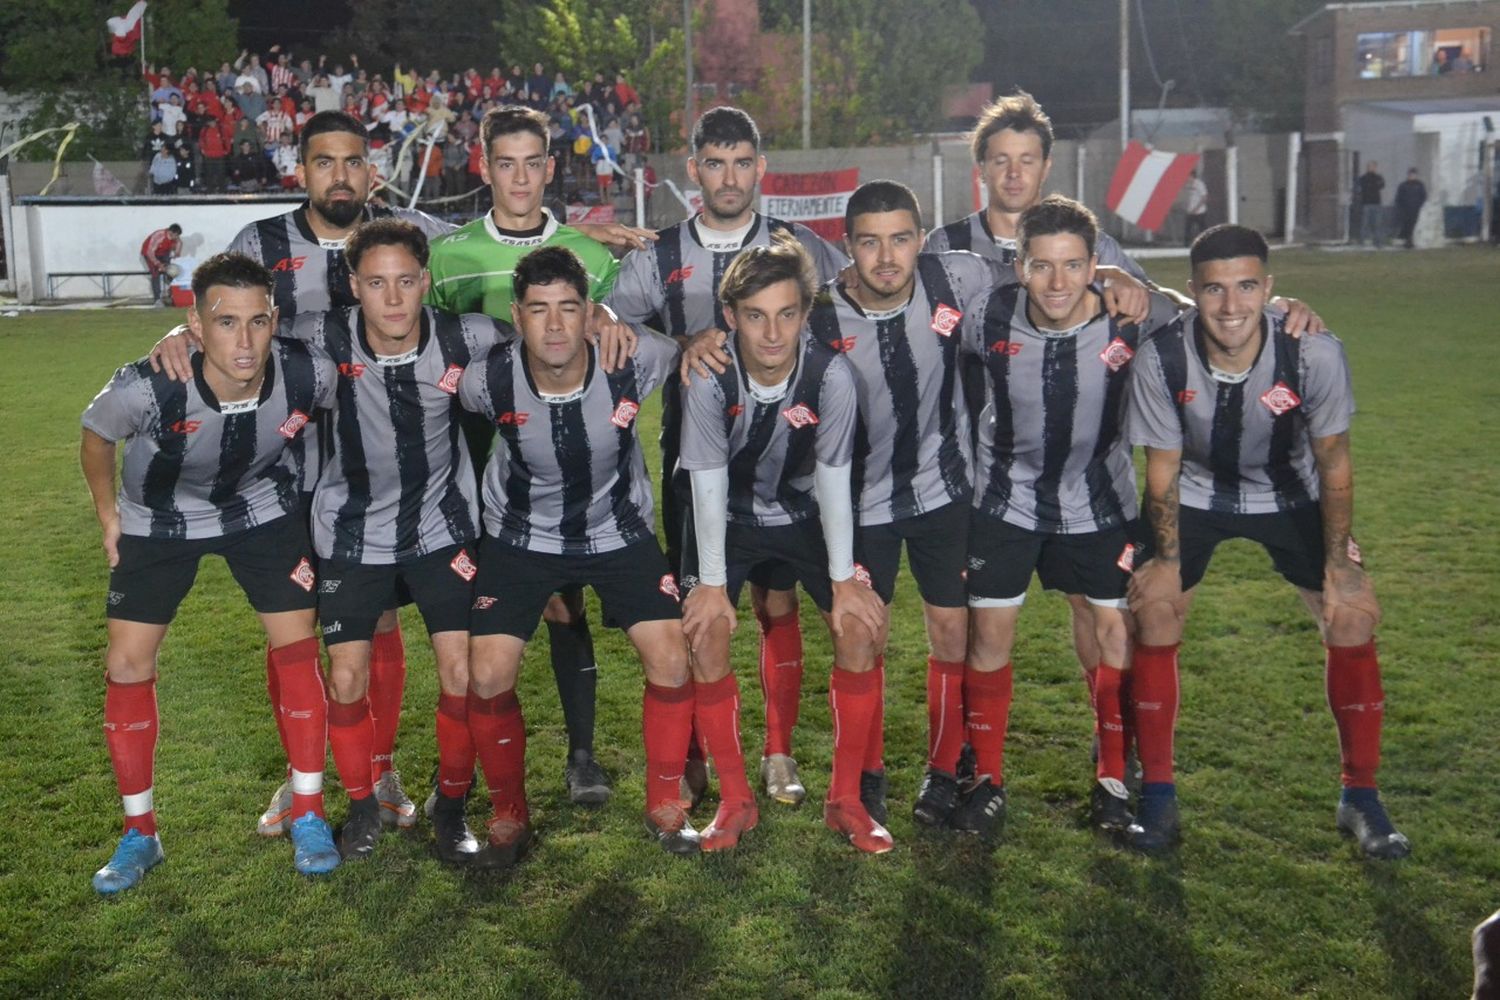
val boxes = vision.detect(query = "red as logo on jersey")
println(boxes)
[611,398,640,428]
[1099,337,1135,372]
[665,265,694,285]
[497,411,529,426]
[1260,381,1302,415]
[830,337,858,353]
[271,256,307,272]
[278,410,310,439]
[659,574,681,601]
[437,364,463,394]
[782,403,819,428]
[930,303,963,337]
[289,557,316,592]
[726,404,745,418]
[1177,389,1197,404]
[450,549,478,582]
[990,340,1022,356]
[169,419,202,434]
[1116,543,1136,573]
[338,362,366,379]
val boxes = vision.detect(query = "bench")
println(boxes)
[45,271,152,300]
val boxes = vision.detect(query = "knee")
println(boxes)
[104,647,156,683]
[541,593,581,625]
[1324,607,1374,647]
[324,652,369,702]
[1134,601,1183,647]
[753,586,798,620]
[374,608,400,633]
[927,613,969,662]
[833,618,878,671]
[1093,613,1130,664]
[967,619,1014,671]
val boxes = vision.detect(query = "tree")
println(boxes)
[0,0,237,87]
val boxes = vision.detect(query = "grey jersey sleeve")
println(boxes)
[603,248,666,328]
[1095,233,1149,283]
[1126,343,1185,451]
[945,250,999,314]
[393,206,457,239]
[632,328,681,397]
[814,357,859,467]
[460,312,516,353]
[458,356,495,418]
[1299,332,1355,439]
[677,371,729,471]
[922,227,952,253]
[226,223,258,257]
[1139,291,1183,339]
[311,354,339,410]
[793,223,850,282]
[81,365,149,441]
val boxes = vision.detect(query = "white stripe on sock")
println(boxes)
[290,768,323,795]
[122,788,154,816]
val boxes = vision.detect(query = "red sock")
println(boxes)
[327,697,374,800]
[926,656,966,773]
[104,677,159,836]
[467,689,528,823]
[1131,643,1180,785]
[1093,664,1126,784]
[694,675,752,803]
[758,610,804,756]
[368,625,407,779]
[265,645,291,757]
[828,666,880,802]
[435,693,476,799]
[644,681,695,811]
[1120,668,1137,765]
[964,664,1013,784]
[1326,641,1384,788]
[270,637,328,818]
[862,656,886,772]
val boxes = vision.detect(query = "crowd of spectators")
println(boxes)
[141,46,654,210]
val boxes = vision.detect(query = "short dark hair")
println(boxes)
[298,110,368,161]
[191,252,274,300]
[971,90,1054,164]
[1016,194,1098,259]
[1189,224,1269,269]
[481,105,550,156]
[692,106,760,153]
[719,230,818,312]
[844,180,923,235]
[513,245,589,303]
[344,218,431,272]
[167,223,183,235]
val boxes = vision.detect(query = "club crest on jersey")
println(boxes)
[830,337,858,353]
[1117,543,1136,573]
[611,398,640,428]
[271,256,307,272]
[782,403,819,428]
[1260,381,1302,415]
[289,557,316,592]
[665,265,694,285]
[1099,337,1135,372]
[277,410,310,439]
[726,403,745,418]
[497,411,529,426]
[450,549,478,581]
[930,303,963,337]
[168,419,202,434]
[659,574,680,601]
[472,595,498,610]
[338,362,366,379]
[437,364,463,394]
[990,340,1022,356]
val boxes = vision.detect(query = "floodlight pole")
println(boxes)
[1119,0,1130,150]
[684,0,695,141]
[802,0,812,149]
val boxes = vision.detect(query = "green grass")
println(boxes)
[2,246,1497,998]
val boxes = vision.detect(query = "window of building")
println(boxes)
[1356,27,1490,78]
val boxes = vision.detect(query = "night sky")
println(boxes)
[228,0,351,55]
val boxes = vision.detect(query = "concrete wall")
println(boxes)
[7,160,149,198]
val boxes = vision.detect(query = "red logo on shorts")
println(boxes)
[611,399,640,429]
[830,337,858,353]
[497,411,529,427]
[726,403,745,418]
[930,303,963,337]
[1177,389,1198,404]
[659,574,680,601]
[990,340,1023,356]
[169,419,202,434]
[289,557,315,592]
[1347,537,1364,566]
[852,563,873,589]
[1260,381,1302,415]
[437,364,463,394]
[338,362,366,379]
[450,549,477,582]
[278,410,310,439]
[472,595,497,610]
[782,403,819,428]
[1116,543,1136,573]
[1099,337,1135,372]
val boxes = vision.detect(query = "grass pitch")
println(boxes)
[1,246,1497,997]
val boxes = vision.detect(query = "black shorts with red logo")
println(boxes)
[1136,502,1330,592]
[855,502,970,607]
[965,511,1138,607]
[317,542,477,644]
[470,536,681,640]
[679,514,836,613]
[107,514,317,624]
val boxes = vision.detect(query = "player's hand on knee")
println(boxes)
[1127,557,1183,615]
[681,584,736,651]
[830,575,884,641]
[1272,296,1326,337]
[1097,267,1150,326]
[147,324,198,382]
[679,327,731,384]
[1322,563,1381,634]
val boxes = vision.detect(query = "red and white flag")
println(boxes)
[760,168,860,241]
[108,2,148,58]
[1106,141,1200,233]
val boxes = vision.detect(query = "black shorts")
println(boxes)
[965,512,1137,608]
[107,515,317,624]
[470,536,682,640]
[680,517,835,613]
[855,502,969,607]
[1138,503,1327,592]
[318,542,477,645]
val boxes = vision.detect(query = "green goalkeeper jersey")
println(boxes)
[425,208,619,316]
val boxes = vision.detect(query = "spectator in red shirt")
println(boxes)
[614,73,640,108]
[140,224,182,306]
[198,120,230,192]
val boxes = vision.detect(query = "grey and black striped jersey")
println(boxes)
[82,338,336,539]
[679,334,858,527]
[459,333,678,555]
[1127,310,1355,514]
[287,306,512,564]
[925,211,1148,286]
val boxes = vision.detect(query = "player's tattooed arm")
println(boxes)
[1310,431,1380,632]
[677,327,732,385]
[574,222,658,253]
[1128,446,1186,615]
[80,430,122,568]
[147,324,199,383]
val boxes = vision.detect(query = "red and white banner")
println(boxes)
[760,168,860,241]
[567,204,615,225]
[1106,141,1200,233]
[108,2,148,58]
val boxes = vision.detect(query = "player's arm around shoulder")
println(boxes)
[455,339,510,417]
[633,326,684,397]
